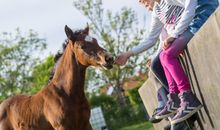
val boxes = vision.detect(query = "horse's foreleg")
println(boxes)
[49,121,65,130]
[55,126,65,130]
[85,124,92,130]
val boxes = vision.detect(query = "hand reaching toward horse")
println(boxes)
[114,51,133,65]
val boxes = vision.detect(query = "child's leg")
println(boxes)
[150,53,169,91]
[151,53,180,110]
[157,90,165,108]
[159,60,179,94]
[148,55,170,123]
[160,30,193,92]
[154,52,181,119]
[155,60,180,119]
[158,86,168,104]
[160,30,202,124]
[149,87,167,123]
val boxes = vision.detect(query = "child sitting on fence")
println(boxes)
[155,0,219,125]
[115,0,185,123]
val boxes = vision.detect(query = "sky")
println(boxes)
[0,0,151,58]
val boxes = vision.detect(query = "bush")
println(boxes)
[89,93,147,130]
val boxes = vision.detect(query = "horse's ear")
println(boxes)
[84,23,89,35]
[65,25,74,40]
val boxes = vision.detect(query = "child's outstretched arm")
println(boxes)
[131,10,164,55]
[115,9,164,65]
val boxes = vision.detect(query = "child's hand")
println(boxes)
[163,37,176,50]
[114,51,133,65]
[146,58,152,68]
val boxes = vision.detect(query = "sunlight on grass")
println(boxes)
[118,122,154,130]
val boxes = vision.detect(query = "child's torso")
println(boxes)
[154,0,184,32]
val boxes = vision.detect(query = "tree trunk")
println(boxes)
[115,83,127,107]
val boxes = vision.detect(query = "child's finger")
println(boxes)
[114,57,122,64]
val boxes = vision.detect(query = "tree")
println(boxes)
[73,0,156,106]
[89,93,145,129]
[0,29,46,99]
[30,55,55,94]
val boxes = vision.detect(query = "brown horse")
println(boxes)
[0,25,114,130]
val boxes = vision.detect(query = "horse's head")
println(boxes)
[64,25,114,69]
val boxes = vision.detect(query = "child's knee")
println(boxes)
[160,50,176,64]
[160,51,170,62]
[159,51,165,62]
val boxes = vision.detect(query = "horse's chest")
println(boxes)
[60,98,91,127]
[44,96,91,129]
[65,98,90,114]
[53,95,90,117]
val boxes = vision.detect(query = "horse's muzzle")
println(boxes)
[104,55,114,69]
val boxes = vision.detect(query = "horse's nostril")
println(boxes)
[109,57,114,62]
[105,56,114,63]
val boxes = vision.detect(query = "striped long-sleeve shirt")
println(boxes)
[165,0,219,34]
[132,0,184,55]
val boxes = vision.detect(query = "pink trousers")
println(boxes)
[160,30,193,93]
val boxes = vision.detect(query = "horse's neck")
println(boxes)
[52,46,87,96]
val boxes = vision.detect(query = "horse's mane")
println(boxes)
[54,40,68,62]
[48,41,68,82]
[49,28,87,81]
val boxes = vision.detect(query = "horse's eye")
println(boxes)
[91,51,95,55]
[81,44,86,50]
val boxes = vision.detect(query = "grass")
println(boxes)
[118,122,154,130]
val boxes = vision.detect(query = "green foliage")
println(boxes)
[127,77,146,106]
[89,94,147,130]
[118,122,154,130]
[127,86,147,122]
[30,55,55,94]
[0,29,46,99]
[128,87,142,106]
[89,94,118,124]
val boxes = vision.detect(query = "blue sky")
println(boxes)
[0,0,151,58]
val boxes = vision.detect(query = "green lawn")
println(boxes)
[118,122,154,130]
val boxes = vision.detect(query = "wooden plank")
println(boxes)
[185,7,220,130]
[138,77,170,130]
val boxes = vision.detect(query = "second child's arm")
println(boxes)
[170,0,197,38]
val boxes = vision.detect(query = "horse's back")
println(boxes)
[0,94,53,130]
[0,96,16,130]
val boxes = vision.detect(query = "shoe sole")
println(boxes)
[170,105,203,125]
[150,119,163,123]
[155,111,176,119]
